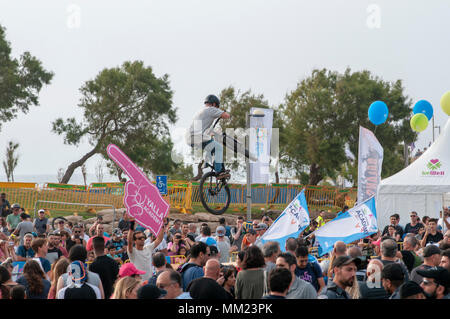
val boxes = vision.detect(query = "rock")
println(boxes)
[85,217,97,224]
[223,215,238,225]
[103,224,113,234]
[168,213,199,223]
[195,213,221,222]
[100,213,114,224]
[190,222,220,233]
[65,215,84,224]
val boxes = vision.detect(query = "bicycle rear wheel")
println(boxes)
[199,171,231,215]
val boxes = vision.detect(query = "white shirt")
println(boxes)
[438,217,450,234]
[145,237,167,252]
[185,106,224,145]
[128,242,156,281]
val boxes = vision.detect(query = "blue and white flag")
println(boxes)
[256,189,310,251]
[314,196,378,256]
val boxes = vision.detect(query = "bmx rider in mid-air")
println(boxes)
[185,94,231,181]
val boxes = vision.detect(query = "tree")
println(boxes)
[336,69,416,184]
[81,164,87,186]
[0,25,53,131]
[280,68,416,185]
[280,69,346,185]
[57,168,65,183]
[217,86,284,182]
[52,61,177,183]
[95,159,105,183]
[3,141,19,182]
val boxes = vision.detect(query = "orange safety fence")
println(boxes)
[0,181,356,215]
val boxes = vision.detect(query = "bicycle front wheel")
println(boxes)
[199,171,231,215]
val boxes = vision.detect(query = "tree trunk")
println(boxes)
[117,167,124,182]
[308,163,323,185]
[60,146,99,184]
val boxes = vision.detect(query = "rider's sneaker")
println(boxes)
[216,169,231,179]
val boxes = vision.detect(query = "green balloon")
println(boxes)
[410,113,429,132]
[441,91,450,116]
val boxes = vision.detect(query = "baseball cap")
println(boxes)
[381,263,405,281]
[119,263,146,278]
[372,239,381,248]
[38,209,45,213]
[216,226,226,237]
[423,245,441,258]
[255,223,268,231]
[137,284,167,299]
[247,229,257,235]
[12,203,21,209]
[331,256,361,269]
[399,281,424,299]
[416,266,450,288]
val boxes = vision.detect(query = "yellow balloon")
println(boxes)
[410,113,429,132]
[441,91,450,116]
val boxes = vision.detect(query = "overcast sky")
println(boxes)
[0,0,449,181]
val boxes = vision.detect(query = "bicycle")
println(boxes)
[198,118,253,215]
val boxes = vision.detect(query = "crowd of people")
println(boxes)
[1,192,449,299]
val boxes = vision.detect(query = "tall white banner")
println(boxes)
[249,107,273,184]
[357,126,384,204]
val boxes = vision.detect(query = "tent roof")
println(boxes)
[379,118,450,194]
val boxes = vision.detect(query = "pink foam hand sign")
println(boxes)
[107,144,169,236]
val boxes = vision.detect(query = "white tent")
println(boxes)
[377,118,450,228]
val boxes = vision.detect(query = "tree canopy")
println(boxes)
[52,60,180,183]
[0,24,53,131]
[280,68,416,185]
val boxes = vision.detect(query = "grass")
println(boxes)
[27,209,97,220]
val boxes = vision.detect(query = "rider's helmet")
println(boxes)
[204,94,220,107]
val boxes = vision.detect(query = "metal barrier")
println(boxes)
[0,181,356,215]
[191,182,356,211]
[169,255,187,265]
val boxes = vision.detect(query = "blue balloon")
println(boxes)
[413,100,433,120]
[368,101,389,125]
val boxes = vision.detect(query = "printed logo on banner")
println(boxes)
[349,205,377,235]
[357,127,383,204]
[422,159,445,177]
[286,198,310,231]
[258,190,310,244]
[107,144,170,235]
